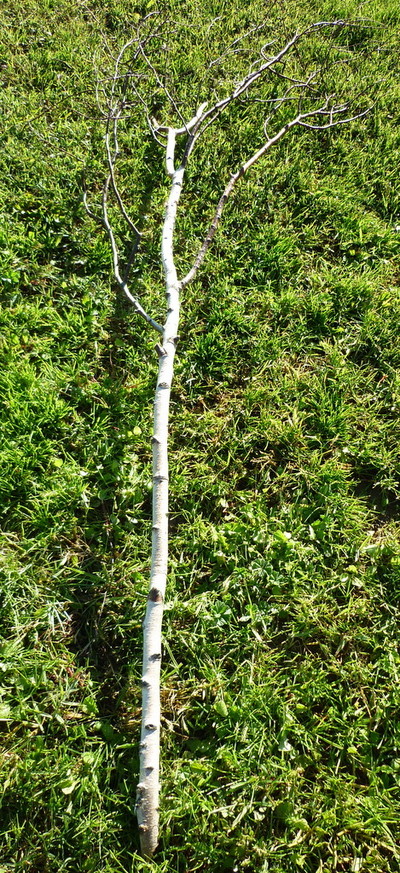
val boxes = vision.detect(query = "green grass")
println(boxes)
[0,0,400,870]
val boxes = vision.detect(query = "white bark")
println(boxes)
[86,24,371,857]
[133,90,370,859]
[135,156,184,858]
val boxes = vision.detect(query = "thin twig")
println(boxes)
[181,96,371,288]
[83,180,162,332]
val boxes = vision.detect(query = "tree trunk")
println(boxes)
[135,165,183,857]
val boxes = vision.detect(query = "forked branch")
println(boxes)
[86,12,373,858]
[181,96,371,287]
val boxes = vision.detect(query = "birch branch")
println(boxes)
[180,95,371,288]
[185,20,349,148]
[135,127,184,859]
[86,13,374,859]
[84,30,164,333]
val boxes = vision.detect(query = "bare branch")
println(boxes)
[83,178,162,333]
[181,93,371,288]
[82,18,166,332]
[154,101,208,137]
[178,19,359,155]
[138,37,190,133]
[103,38,143,249]
[262,71,319,136]
[191,28,303,140]
[208,21,271,68]
[297,105,371,129]
[180,114,297,288]
[86,11,378,859]
[105,108,141,245]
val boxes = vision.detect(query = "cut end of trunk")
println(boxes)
[136,788,160,858]
[138,822,159,858]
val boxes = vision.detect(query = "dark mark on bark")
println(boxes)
[149,588,163,603]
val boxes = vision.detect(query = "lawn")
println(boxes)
[0,0,400,870]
